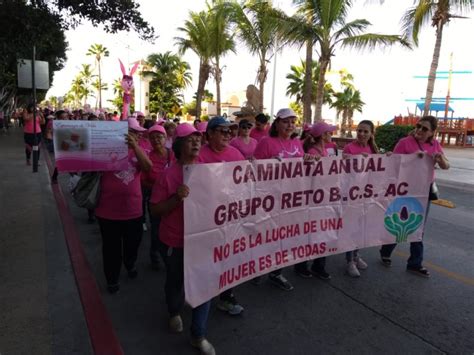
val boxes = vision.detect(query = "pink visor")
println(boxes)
[197,121,208,133]
[128,117,146,132]
[310,122,336,138]
[148,124,167,137]
[175,123,202,138]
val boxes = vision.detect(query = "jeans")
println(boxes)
[380,202,431,269]
[162,246,210,338]
[142,187,151,224]
[149,213,165,264]
[295,257,327,272]
[97,217,143,285]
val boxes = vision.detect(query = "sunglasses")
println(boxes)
[215,128,232,135]
[240,125,252,130]
[416,123,430,132]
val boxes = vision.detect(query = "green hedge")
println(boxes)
[375,125,414,152]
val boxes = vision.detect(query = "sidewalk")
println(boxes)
[435,147,474,192]
[0,129,92,355]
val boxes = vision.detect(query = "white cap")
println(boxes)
[275,108,297,119]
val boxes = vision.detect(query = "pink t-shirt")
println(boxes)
[150,163,186,248]
[250,127,269,142]
[143,149,175,187]
[95,150,142,220]
[23,114,42,134]
[308,146,328,157]
[393,135,443,156]
[325,142,338,157]
[230,137,258,159]
[254,136,304,159]
[198,144,245,163]
[342,141,375,155]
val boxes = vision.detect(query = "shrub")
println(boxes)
[375,125,414,152]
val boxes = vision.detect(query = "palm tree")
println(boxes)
[175,11,214,119]
[286,60,333,110]
[78,64,95,106]
[87,44,109,110]
[68,76,85,108]
[208,0,235,116]
[331,87,364,137]
[401,0,471,115]
[145,51,192,115]
[92,78,108,110]
[288,0,409,122]
[229,1,285,112]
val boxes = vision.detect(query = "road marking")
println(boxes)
[394,251,474,286]
[431,199,456,208]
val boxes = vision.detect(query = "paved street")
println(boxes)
[1,128,473,354]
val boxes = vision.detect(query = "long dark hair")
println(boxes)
[269,119,279,137]
[172,136,186,160]
[303,134,323,153]
[412,115,437,144]
[358,120,379,154]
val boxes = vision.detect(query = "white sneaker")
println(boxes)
[142,223,148,232]
[191,337,216,355]
[169,315,183,333]
[346,261,360,277]
[355,256,368,270]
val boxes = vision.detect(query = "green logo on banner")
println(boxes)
[384,197,424,243]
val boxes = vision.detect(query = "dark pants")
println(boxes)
[24,133,42,160]
[380,202,431,269]
[98,217,143,285]
[142,187,151,224]
[161,246,211,338]
[295,257,327,273]
[149,213,165,264]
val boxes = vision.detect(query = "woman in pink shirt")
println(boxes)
[230,119,258,159]
[143,124,175,270]
[380,116,449,277]
[150,124,215,355]
[253,108,308,291]
[199,116,245,317]
[249,113,269,142]
[294,121,337,280]
[342,120,379,277]
[94,118,152,294]
[23,104,45,165]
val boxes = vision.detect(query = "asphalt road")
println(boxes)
[57,170,474,355]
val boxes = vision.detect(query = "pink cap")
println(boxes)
[197,121,208,133]
[148,124,167,137]
[135,111,145,117]
[175,123,202,138]
[156,118,166,125]
[128,117,146,132]
[310,122,337,138]
[303,123,311,132]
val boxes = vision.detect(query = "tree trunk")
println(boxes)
[423,22,444,116]
[314,58,329,122]
[303,41,313,124]
[98,59,102,110]
[215,57,221,116]
[196,61,210,119]
[257,55,267,113]
[346,110,353,138]
[340,110,347,137]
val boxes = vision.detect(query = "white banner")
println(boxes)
[184,154,432,307]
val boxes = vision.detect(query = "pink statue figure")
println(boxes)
[119,59,140,120]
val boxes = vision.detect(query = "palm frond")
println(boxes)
[340,33,411,51]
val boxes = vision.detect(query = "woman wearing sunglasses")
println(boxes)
[230,119,258,159]
[342,120,379,277]
[380,116,449,277]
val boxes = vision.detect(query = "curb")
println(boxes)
[44,152,124,355]
[436,178,474,193]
